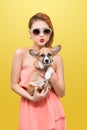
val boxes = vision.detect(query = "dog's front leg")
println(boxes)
[38,61,45,69]
[45,67,54,80]
[34,61,44,69]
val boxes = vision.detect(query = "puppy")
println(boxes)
[27,45,61,96]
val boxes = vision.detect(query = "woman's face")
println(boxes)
[29,20,52,47]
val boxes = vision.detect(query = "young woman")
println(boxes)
[11,12,66,130]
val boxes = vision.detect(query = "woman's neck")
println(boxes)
[32,44,45,50]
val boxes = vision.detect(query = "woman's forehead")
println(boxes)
[31,20,49,29]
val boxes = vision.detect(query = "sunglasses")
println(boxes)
[31,28,52,36]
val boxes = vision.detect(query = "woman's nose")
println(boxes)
[39,32,44,36]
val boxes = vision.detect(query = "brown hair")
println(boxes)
[28,12,54,47]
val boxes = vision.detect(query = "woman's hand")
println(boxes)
[30,87,50,102]
[49,55,65,97]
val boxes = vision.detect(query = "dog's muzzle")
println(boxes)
[43,56,52,65]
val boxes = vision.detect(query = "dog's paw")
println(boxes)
[29,82,37,87]
[45,67,54,80]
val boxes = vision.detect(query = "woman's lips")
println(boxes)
[40,39,44,42]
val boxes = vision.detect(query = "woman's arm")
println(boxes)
[49,55,65,97]
[10,48,50,101]
[10,48,33,100]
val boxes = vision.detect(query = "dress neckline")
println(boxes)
[22,66,35,70]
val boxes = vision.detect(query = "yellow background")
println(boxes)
[0,0,87,130]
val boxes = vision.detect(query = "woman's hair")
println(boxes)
[28,12,54,47]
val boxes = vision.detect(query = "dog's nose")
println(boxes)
[45,59,49,63]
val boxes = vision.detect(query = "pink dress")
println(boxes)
[19,67,66,130]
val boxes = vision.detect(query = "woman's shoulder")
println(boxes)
[14,48,30,56]
[54,54,63,63]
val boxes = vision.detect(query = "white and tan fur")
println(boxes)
[27,45,61,96]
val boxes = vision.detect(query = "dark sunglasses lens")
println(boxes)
[33,29,40,35]
[44,29,51,34]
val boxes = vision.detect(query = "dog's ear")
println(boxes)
[52,45,61,55]
[29,49,39,57]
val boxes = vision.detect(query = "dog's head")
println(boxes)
[29,45,61,67]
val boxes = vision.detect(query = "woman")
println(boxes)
[11,12,66,130]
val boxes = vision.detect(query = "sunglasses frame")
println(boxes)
[30,28,52,36]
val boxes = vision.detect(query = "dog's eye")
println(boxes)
[40,54,45,57]
[47,53,52,57]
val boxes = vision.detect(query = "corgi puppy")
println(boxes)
[27,45,61,96]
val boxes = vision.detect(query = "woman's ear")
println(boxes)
[28,30,32,39]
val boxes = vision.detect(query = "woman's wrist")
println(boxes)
[49,72,57,83]
[27,94,34,101]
